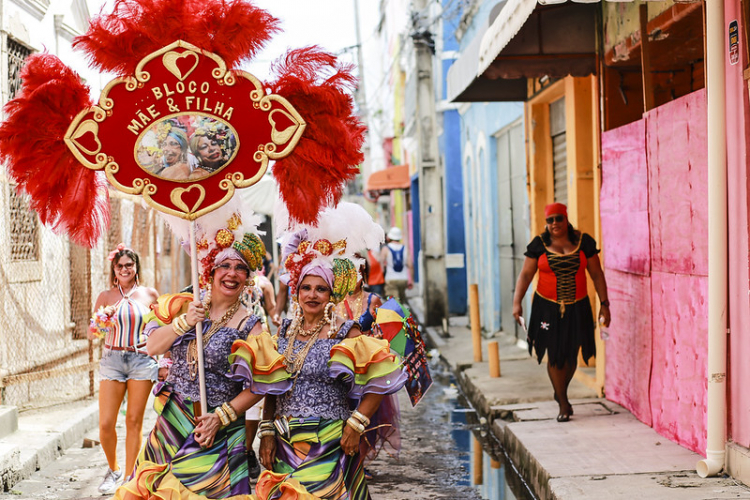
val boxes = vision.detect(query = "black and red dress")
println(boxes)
[524,233,598,367]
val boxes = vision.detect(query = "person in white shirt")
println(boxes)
[379,226,413,303]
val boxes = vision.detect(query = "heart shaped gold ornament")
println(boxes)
[70,119,103,157]
[269,109,299,144]
[162,50,199,81]
[170,184,206,214]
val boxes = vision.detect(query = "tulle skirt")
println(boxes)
[527,292,596,368]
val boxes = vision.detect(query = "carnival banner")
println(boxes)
[65,41,305,219]
[0,0,365,415]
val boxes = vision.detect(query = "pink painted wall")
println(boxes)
[725,0,750,448]
[600,120,650,276]
[601,90,709,455]
[646,92,708,455]
[602,269,653,425]
[601,120,653,425]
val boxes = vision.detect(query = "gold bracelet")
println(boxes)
[172,321,186,337]
[351,410,370,427]
[177,314,191,331]
[258,428,276,438]
[215,407,230,427]
[259,419,274,430]
[222,402,238,422]
[346,417,365,435]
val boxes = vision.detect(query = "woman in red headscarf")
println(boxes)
[512,203,610,423]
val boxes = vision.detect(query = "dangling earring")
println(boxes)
[325,301,336,335]
[135,273,140,286]
[244,280,257,308]
[203,282,212,311]
[113,276,119,286]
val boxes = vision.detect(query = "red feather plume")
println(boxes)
[0,53,109,248]
[267,47,366,226]
[73,0,280,75]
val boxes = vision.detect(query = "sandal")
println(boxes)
[556,413,571,423]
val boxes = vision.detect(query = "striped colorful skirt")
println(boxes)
[116,383,251,499]
[255,417,369,500]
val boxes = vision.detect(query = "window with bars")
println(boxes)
[8,188,39,261]
[8,39,30,100]
[7,39,39,262]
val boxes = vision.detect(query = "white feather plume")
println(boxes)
[277,201,384,262]
[157,195,264,256]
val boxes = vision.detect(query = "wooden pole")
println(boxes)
[189,221,208,416]
[469,284,482,362]
[488,340,501,377]
[473,435,483,485]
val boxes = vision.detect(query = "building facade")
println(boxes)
[448,0,750,484]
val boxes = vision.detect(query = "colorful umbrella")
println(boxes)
[373,298,432,406]
[374,298,411,356]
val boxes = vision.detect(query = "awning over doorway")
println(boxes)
[365,165,411,191]
[447,0,674,103]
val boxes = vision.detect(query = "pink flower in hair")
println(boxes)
[107,243,126,261]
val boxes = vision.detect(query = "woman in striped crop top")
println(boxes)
[91,244,159,494]
[512,203,610,423]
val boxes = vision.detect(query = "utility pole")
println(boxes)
[353,0,367,123]
[412,0,448,326]
[353,0,369,196]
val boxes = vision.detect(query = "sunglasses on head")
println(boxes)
[545,215,565,224]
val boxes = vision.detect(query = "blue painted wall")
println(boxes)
[441,108,467,315]
[438,2,468,315]
[452,0,524,332]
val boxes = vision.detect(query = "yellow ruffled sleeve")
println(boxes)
[328,335,408,398]
[228,331,293,395]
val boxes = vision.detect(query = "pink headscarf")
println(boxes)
[213,247,248,268]
[298,264,334,292]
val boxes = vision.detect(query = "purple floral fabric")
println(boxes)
[275,319,355,420]
[152,315,259,408]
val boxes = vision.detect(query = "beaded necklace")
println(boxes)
[282,317,328,376]
[187,299,242,379]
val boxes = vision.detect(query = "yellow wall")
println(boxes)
[525,75,604,395]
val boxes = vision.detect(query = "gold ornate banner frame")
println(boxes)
[65,40,305,220]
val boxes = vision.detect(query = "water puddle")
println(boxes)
[447,389,537,500]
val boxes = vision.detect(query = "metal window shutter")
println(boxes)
[550,97,567,205]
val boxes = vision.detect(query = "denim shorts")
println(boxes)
[100,349,158,383]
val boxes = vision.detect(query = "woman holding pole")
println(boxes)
[115,220,268,498]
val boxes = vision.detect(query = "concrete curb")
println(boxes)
[0,399,99,490]
[411,295,750,499]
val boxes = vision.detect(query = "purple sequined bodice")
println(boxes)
[167,315,259,408]
[275,319,355,421]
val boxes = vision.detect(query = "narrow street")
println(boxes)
[0,360,531,500]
